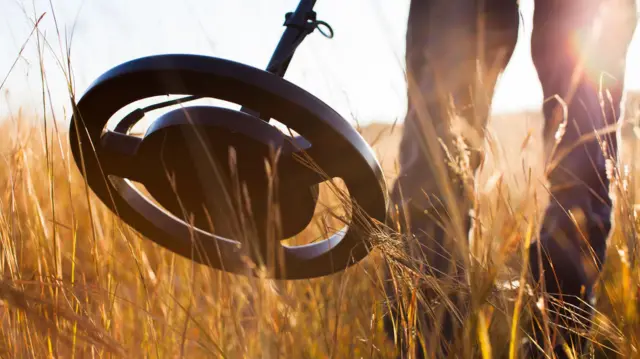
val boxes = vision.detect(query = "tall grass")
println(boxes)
[0,100,638,357]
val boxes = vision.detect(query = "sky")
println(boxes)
[1,0,640,126]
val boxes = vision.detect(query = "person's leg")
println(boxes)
[384,0,520,356]
[529,0,637,355]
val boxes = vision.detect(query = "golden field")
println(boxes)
[0,89,638,358]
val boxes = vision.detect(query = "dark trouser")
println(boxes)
[385,0,637,357]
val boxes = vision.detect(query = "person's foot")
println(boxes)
[525,200,611,357]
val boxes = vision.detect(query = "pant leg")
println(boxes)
[529,0,637,355]
[385,0,520,356]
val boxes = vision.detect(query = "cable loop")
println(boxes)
[284,11,334,39]
[312,20,334,39]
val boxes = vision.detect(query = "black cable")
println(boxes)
[113,95,203,133]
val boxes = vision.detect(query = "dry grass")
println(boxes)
[0,99,638,358]
[0,114,402,358]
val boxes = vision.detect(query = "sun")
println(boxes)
[567,1,638,91]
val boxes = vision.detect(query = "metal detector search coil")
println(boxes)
[68,0,388,280]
